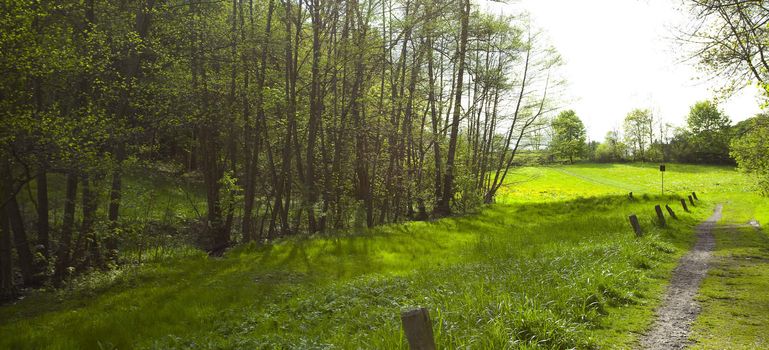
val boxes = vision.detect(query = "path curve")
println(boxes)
[639,204,723,350]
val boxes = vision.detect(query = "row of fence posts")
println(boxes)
[399,192,702,349]
[628,191,699,237]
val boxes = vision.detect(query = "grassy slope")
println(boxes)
[0,163,764,349]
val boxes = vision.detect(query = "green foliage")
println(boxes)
[549,110,587,163]
[684,1,769,102]
[623,109,653,161]
[679,100,733,164]
[731,114,769,194]
[687,100,730,134]
[595,131,628,163]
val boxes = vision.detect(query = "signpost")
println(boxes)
[659,164,665,195]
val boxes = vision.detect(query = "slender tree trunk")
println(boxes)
[6,196,35,286]
[241,0,264,242]
[278,0,302,235]
[436,0,469,216]
[53,173,78,287]
[106,145,123,260]
[306,0,323,233]
[36,170,48,258]
[427,29,442,205]
[0,207,14,300]
[77,175,100,270]
[0,159,35,286]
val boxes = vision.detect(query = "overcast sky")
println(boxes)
[478,0,764,140]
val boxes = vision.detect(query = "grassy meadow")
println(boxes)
[1,163,767,349]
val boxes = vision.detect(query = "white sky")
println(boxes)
[478,0,764,140]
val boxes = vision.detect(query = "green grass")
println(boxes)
[20,164,206,225]
[689,193,769,349]
[1,163,766,349]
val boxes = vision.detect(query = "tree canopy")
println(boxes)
[550,110,586,163]
[0,0,562,296]
[731,114,769,194]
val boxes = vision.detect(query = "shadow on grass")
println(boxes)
[0,192,713,349]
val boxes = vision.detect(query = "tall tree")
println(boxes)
[731,114,769,194]
[623,109,653,161]
[685,0,769,98]
[436,0,470,216]
[550,110,587,164]
[686,100,732,163]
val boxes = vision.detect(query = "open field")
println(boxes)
[1,163,767,349]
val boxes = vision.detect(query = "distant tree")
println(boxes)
[688,100,731,134]
[685,100,732,163]
[623,109,653,161]
[731,114,769,194]
[586,140,599,162]
[549,110,586,163]
[595,130,628,163]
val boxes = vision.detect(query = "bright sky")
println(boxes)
[478,0,764,140]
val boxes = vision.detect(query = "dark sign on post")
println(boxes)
[660,164,666,172]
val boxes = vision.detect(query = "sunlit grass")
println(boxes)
[689,192,769,349]
[1,163,766,349]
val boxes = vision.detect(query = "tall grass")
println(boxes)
[1,163,764,349]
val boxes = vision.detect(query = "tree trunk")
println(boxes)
[436,0,469,216]
[0,207,14,300]
[106,145,124,261]
[36,167,49,259]
[53,173,78,287]
[78,175,101,270]
[6,196,36,286]
[306,0,323,233]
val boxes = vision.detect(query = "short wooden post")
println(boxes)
[628,192,634,200]
[401,308,436,350]
[691,191,698,200]
[655,205,666,227]
[680,198,689,212]
[688,195,695,206]
[665,204,678,219]
[629,214,642,237]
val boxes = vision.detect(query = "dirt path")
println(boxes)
[639,204,723,350]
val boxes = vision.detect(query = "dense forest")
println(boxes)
[2,0,769,303]
[0,0,562,296]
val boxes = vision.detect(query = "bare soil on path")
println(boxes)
[639,205,723,350]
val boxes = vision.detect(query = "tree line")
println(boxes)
[531,100,736,166]
[0,0,560,297]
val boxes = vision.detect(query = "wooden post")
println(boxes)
[655,205,666,227]
[691,191,698,200]
[401,308,436,350]
[629,214,642,237]
[688,195,695,206]
[680,198,689,212]
[628,192,634,200]
[665,204,678,219]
